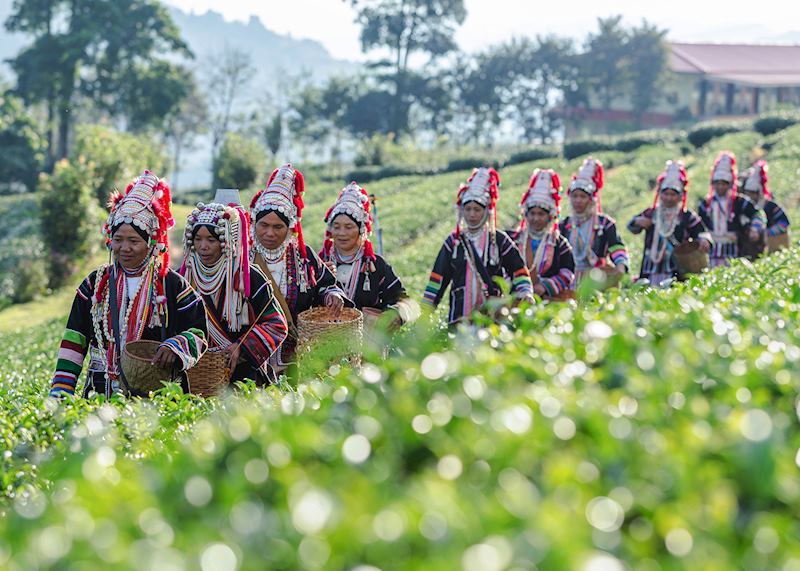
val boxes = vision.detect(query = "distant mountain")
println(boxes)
[0,4,357,84]
[167,7,357,85]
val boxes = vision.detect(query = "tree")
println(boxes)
[163,76,209,192]
[205,46,256,164]
[348,0,467,135]
[264,111,283,161]
[627,21,669,127]
[0,90,45,192]
[5,0,192,161]
[213,133,266,191]
[39,157,102,287]
[582,15,630,113]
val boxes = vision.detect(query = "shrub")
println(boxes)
[687,120,751,147]
[0,92,45,192]
[213,133,267,190]
[344,165,429,184]
[38,158,102,288]
[445,157,501,172]
[505,146,560,166]
[753,111,800,136]
[613,130,683,152]
[563,136,615,160]
[72,124,168,206]
[0,236,47,305]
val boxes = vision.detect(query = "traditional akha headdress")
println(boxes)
[250,163,308,260]
[518,168,562,233]
[322,181,376,263]
[455,167,500,238]
[743,160,771,199]
[180,189,252,332]
[101,170,174,302]
[568,157,604,214]
[707,151,737,206]
[654,160,689,211]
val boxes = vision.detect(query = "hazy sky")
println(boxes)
[164,0,800,60]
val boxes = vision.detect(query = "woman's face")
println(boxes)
[713,180,731,196]
[112,224,150,270]
[526,207,551,232]
[660,188,681,209]
[744,189,761,204]
[193,226,223,265]
[331,214,361,255]
[462,201,487,227]
[570,190,592,214]
[255,212,289,250]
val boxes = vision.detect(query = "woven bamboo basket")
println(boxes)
[767,231,790,253]
[297,306,363,363]
[740,234,765,260]
[187,347,231,397]
[578,266,622,290]
[121,340,174,396]
[548,289,576,302]
[674,240,708,275]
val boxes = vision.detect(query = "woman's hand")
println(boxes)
[323,260,336,275]
[224,343,241,369]
[533,283,547,297]
[699,239,712,253]
[748,227,761,242]
[635,216,653,229]
[325,293,344,314]
[151,345,177,369]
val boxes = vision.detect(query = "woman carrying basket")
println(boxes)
[740,160,790,256]
[320,181,419,328]
[180,189,288,386]
[628,161,713,287]
[509,169,575,300]
[49,171,208,398]
[697,151,764,268]
[250,164,346,374]
[422,167,534,325]
[559,158,628,286]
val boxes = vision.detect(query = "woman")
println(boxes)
[181,189,288,386]
[49,171,207,398]
[697,151,763,267]
[740,160,790,254]
[510,169,575,299]
[559,158,628,284]
[249,164,346,372]
[422,167,533,325]
[628,160,713,287]
[320,181,419,326]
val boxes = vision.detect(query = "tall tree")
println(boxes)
[205,45,256,164]
[627,21,669,127]
[348,0,467,136]
[582,15,630,113]
[5,0,192,161]
[263,111,283,161]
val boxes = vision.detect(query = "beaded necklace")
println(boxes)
[332,246,365,300]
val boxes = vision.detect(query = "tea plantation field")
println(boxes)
[1,124,800,570]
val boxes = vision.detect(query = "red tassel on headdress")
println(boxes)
[363,238,376,262]
[594,161,604,214]
[755,159,771,199]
